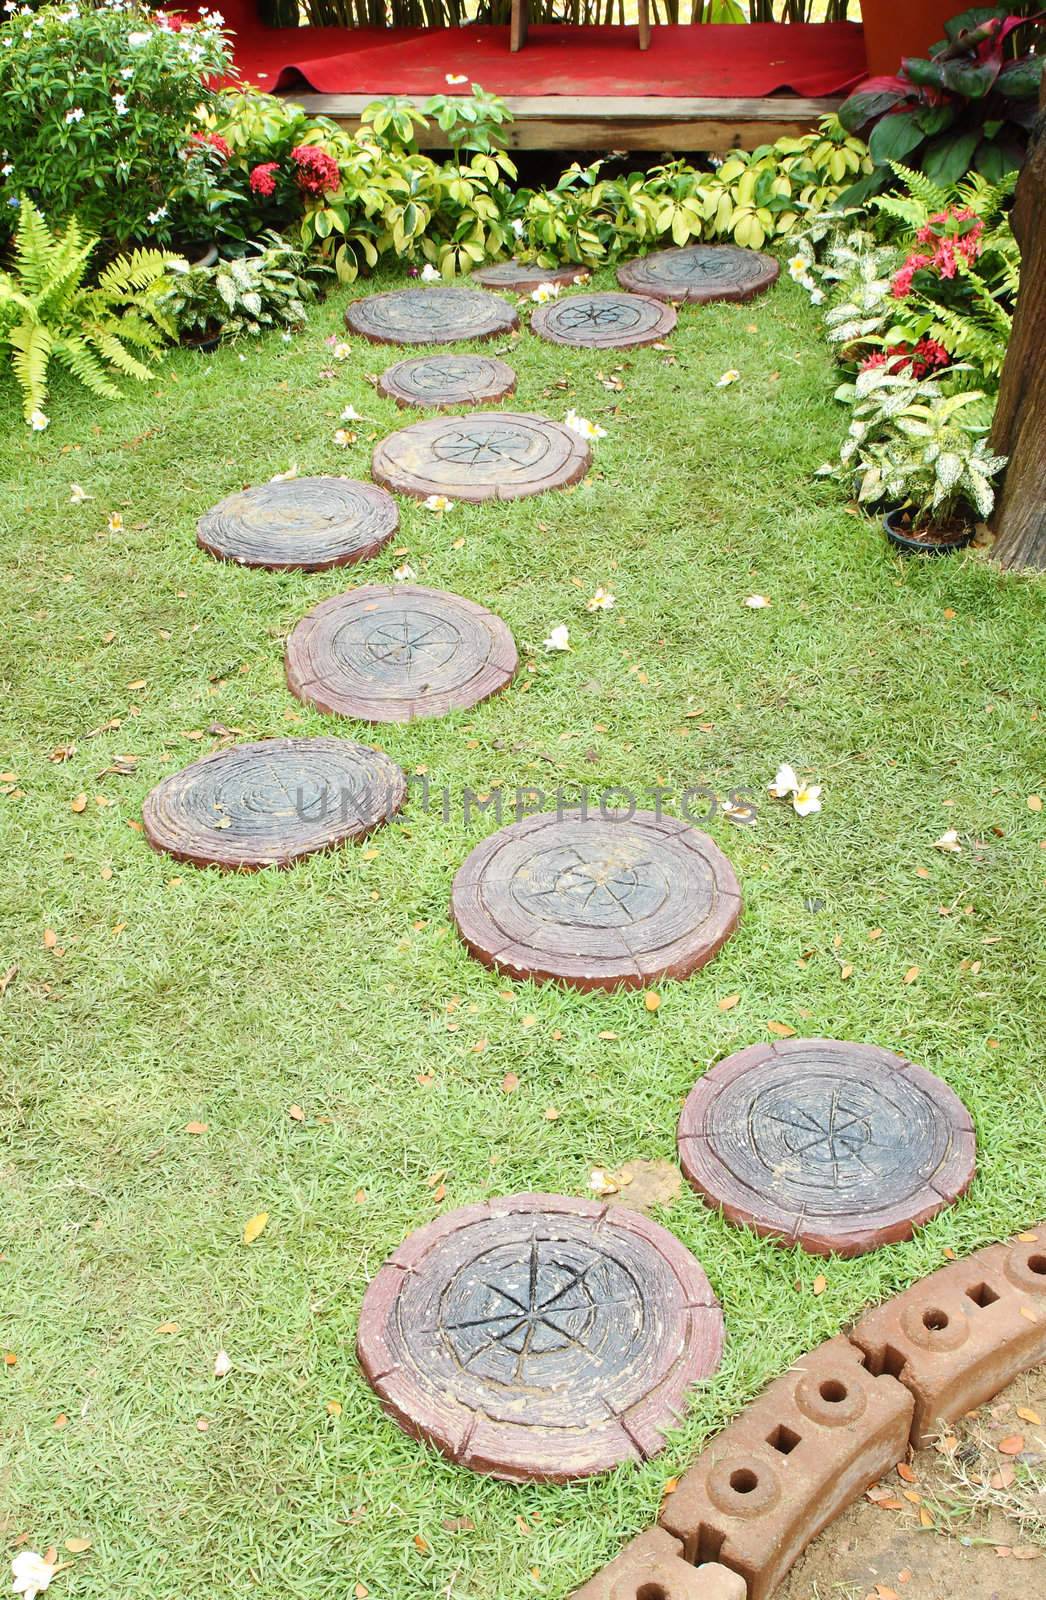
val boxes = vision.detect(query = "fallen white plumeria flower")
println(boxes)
[564,408,606,441]
[543,624,571,653]
[340,405,367,422]
[332,428,355,448]
[768,762,800,799]
[28,409,49,431]
[107,511,123,533]
[715,370,740,388]
[445,72,468,84]
[392,563,417,583]
[585,588,615,612]
[787,253,809,281]
[213,1349,232,1378]
[69,483,91,503]
[11,1552,58,1600]
[270,464,298,482]
[530,282,560,304]
[423,493,454,512]
[331,342,351,361]
[934,829,962,854]
[420,263,442,282]
[744,594,771,609]
[791,783,822,818]
[588,1167,618,1197]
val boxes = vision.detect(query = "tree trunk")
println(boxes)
[991,79,1046,571]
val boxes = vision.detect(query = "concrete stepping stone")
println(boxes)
[196,477,397,572]
[617,242,780,304]
[344,285,518,346]
[372,411,590,503]
[377,353,517,410]
[530,290,676,349]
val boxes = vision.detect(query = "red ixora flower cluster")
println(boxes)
[190,130,232,162]
[249,161,280,197]
[859,336,951,380]
[290,144,340,196]
[892,207,985,298]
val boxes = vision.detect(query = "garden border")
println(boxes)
[569,1222,1046,1599]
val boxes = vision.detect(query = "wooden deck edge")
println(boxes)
[288,91,842,150]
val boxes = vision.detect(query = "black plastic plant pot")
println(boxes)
[883,506,975,557]
[181,326,223,353]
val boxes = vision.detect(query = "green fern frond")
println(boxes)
[95,249,175,301]
[52,334,123,399]
[8,321,54,416]
[887,162,951,213]
[85,328,154,383]
[11,201,60,298]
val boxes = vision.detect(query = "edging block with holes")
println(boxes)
[568,1529,746,1599]
[659,1336,914,1600]
[849,1225,1046,1445]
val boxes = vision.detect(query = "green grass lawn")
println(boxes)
[2,265,1045,1600]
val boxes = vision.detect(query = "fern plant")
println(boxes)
[1,201,173,423]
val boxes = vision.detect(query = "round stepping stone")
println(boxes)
[356,1192,724,1482]
[472,259,587,292]
[677,1039,977,1258]
[617,242,780,305]
[344,286,518,346]
[377,353,517,411]
[141,736,405,870]
[372,411,590,504]
[285,584,517,724]
[451,809,741,991]
[196,476,398,572]
[529,291,676,350]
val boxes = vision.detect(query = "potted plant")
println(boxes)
[826,365,1007,552]
[156,234,322,348]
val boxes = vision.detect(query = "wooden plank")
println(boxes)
[290,91,840,150]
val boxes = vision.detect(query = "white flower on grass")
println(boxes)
[147,206,168,225]
[331,341,351,361]
[69,483,91,503]
[572,271,591,285]
[64,106,85,123]
[791,783,822,818]
[392,562,417,583]
[269,464,298,482]
[28,409,48,430]
[543,624,571,653]
[934,829,962,854]
[715,369,740,388]
[444,72,468,84]
[585,587,615,612]
[787,254,808,281]
[107,511,123,532]
[113,93,128,115]
[564,408,606,441]
[213,1348,232,1378]
[809,287,824,305]
[767,762,800,799]
[530,281,560,304]
[422,493,454,512]
[332,428,355,447]
[420,263,441,282]
[11,1551,58,1600]
[744,594,771,608]
[340,405,366,422]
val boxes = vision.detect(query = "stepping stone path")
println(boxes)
[285,584,518,724]
[377,353,517,410]
[530,291,676,349]
[677,1038,977,1258]
[372,411,590,503]
[344,285,519,346]
[356,1193,724,1482]
[472,259,588,292]
[617,242,780,304]
[142,737,405,870]
[196,476,398,572]
[451,809,741,991]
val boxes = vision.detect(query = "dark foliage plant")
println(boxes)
[838,6,1044,201]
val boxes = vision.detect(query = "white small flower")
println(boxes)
[934,829,962,855]
[809,287,824,305]
[119,65,134,78]
[792,784,822,818]
[787,254,808,280]
[744,594,771,609]
[422,493,454,512]
[511,218,525,239]
[147,206,168,225]
[332,341,351,361]
[585,588,615,612]
[565,408,606,441]
[420,263,441,282]
[2,3,16,13]
[69,483,91,503]
[213,1348,232,1377]
[530,281,560,304]
[11,1551,58,1600]
[64,106,85,123]
[543,624,571,653]
[768,763,800,799]
[1,164,12,177]
[113,93,128,115]
[332,428,355,447]
[588,1167,618,1197]
[270,464,298,482]
[340,405,366,422]
[107,511,124,532]
[28,409,49,431]
[281,332,292,343]
[392,562,417,583]
[715,369,740,388]
[572,271,591,285]
[445,73,468,84]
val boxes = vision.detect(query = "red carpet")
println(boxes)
[198,5,866,99]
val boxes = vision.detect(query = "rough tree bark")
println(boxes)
[990,77,1046,571]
